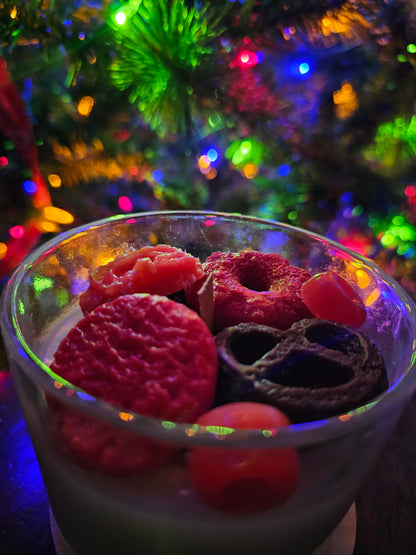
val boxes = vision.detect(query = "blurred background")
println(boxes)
[1,0,416,302]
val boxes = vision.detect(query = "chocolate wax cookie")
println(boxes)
[214,319,388,423]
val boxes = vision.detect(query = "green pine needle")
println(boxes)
[110,0,226,137]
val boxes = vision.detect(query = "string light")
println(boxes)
[225,138,264,170]
[374,116,416,163]
[233,50,259,68]
[115,11,127,25]
[118,196,133,212]
[9,225,25,239]
[0,243,7,259]
[289,60,311,78]
[206,148,218,162]
[48,174,62,188]
[241,163,257,179]
[77,96,94,117]
[23,180,37,194]
[198,155,210,172]
[333,82,358,119]
[42,206,74,225]
[278,164,291,177]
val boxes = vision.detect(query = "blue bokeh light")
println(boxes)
[152,169,163,182]
[278,164,291,177]
[206,148,219,162]
[340,191,354,204]
[23,180,37,194]
[289,60,312,78]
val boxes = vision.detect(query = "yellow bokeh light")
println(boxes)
[48,174,62,188]
[320,7,370,40]
[43,206,74,225]
[77,95,95,117]
[40,221,59,233]
[92,137,104,151]
[119,412,134,422]
[355,269,371,289]
[148,232,158,245]
[333,81,358,119]
[242,162,258,179]
[198,155,210,169]
[365,288,380,307]
[0,242,7,259]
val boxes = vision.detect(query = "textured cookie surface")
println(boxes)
[50,293,218,473]
[186,249,312,332]
[80,244,204,314]
[53,293,217,418]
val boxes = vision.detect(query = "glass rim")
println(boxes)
[3,210,416,448]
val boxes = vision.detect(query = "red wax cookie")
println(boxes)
[186,249,313,332]
[80,244,204,314]
[50,293,218,474]
[52,406,175,475]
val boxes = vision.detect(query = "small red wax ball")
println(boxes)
[301,271,367,328]
[188,402,299,513]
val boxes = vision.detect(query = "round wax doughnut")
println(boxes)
[186,249,313,332]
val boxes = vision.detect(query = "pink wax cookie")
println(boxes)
[50,293,218,474]
[79,244,204,314]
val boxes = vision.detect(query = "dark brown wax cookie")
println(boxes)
[215,319,389,423]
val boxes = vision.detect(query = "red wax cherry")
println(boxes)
[301,271,367,328]
[188,402,299,513]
